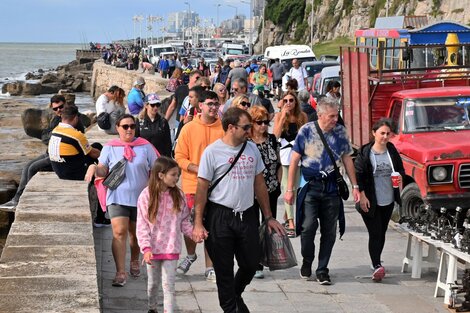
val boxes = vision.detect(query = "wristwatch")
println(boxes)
[353,185,359,189]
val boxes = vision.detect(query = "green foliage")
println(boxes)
[432,0,442,17]
[314,0,322,11]
[294,21,309,42]
[313,36,354,56]
[265,0,306,32]
[306,3,312,15]
[328,0,339,16]
[369,0,386,27]
[343,0,354,15]
[452,8,464,14]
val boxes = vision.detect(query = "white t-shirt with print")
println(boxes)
[198,139,264,212]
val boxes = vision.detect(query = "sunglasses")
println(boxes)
[120,124,136,130]
[255,120,270,125]
[52,104,64,111]
[148,102,161,108]
[283,98,295,103]
[217,88,226,92]
[232,88,239,92]
[236,124,252,131]
[201,86,211,90]
[205,101,220,108]
[240,101,251,107]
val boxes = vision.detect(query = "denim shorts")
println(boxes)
[107,204,137,221]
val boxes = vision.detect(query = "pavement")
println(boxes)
[93,198,452,313]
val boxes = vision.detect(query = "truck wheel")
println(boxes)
[401,183,424,218]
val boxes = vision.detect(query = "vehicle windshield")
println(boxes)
[202,52,218,59]
[282,57,316,70]
[153,47,173,55]
[227,49,244,55]
[321,77,340,95]
[404,97,470,132]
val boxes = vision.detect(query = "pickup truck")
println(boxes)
[341,43,470,218]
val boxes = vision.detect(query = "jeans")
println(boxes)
[15,153,52,201]
[301,182,340,275]
[204,202,260,313]
[361,202,394,267]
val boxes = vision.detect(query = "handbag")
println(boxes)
[97,112,111,130]
[208,141,247,196]
[313,121,349,201]
[259,220,297,271]
[103,158,127,190]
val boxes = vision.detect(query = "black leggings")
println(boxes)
[361,202,394,268]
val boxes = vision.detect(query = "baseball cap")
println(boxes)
[134,77,146,86]
[146,93,160,104]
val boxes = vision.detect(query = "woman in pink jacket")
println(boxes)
[137,156,193,313]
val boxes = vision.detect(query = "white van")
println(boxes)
[147,44,175,65]
[264,45,316,70]
[220,43,247,59]
[315,65,341,96]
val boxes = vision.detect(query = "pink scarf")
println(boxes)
[106,137,160,161]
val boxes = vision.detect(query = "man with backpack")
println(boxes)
[217,59,231,86]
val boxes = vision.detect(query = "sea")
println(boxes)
[0,42,94,110]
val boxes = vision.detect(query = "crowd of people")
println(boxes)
[0,54,405,313]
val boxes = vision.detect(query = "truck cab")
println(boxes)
[341,43,470,218]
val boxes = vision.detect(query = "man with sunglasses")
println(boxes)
[223,78,273,116]
[175,90,224,282]
[0,95,84,210]
[192,107,285,313]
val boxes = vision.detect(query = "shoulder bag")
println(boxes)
[314,121,349,200]
[103,158,127,190]
[208,141,247,196]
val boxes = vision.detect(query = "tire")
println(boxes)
[400,183,424,218]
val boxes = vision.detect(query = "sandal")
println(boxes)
[286,228,296,238]
[130,259,141,277]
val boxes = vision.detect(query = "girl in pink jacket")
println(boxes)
[137,156,193,313]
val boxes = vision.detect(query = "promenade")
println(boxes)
[94,199,450,313]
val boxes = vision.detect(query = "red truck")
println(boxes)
[340,44,470,218]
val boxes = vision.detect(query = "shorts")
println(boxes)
[272,80,282,89]
[185,193,195,223]
[107,204,137,222]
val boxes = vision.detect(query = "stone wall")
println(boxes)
[0,173,99,312]
[91,60,168,100]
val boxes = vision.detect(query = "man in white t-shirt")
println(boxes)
[192,107,284,313]
[287,58,309,91]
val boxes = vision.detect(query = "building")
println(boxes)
[167,10,199,34]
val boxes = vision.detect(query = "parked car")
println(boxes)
[302,61,339,89]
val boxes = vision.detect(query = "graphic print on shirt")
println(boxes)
[49,136,65,162]
[228,154,256,180]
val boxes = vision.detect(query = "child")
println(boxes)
[137,156,193,313]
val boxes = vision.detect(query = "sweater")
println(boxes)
[174,115,224,194]
[136,188,193,259]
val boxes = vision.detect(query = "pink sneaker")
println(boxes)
[372,266,385,282]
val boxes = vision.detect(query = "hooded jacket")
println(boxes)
[174,114,224,194]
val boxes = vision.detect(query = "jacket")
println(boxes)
[174,115,224,194]
[137,188,193,257]
[136,114,172,157]
[354,141,405,206]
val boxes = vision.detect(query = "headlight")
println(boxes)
[432,167,448,181]
[428,164,453,184]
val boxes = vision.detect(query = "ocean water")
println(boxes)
[0,42,94,111]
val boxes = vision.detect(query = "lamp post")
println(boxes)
[216,4,221,28]
[184,2,191,45]
[310,0,314,49]
[240,0,253,55]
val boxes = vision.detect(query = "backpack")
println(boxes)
[218,66,230,84]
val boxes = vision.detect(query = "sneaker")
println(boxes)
[254,270,264,279]
[205,268,216,282]
[130,259,141,277]
[316,273,331,285]
[177,255,197,274]
[236,297,250,313]
[0,199,18,211]
[112,272,127,287]
[372,266,385,282]
[93,218,111,228]
[300,261,312,279]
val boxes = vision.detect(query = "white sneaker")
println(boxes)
[176,255,197,274]
[205,268,216,282]
[254,270,264,279]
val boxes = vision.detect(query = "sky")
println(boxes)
[0,0,251,43]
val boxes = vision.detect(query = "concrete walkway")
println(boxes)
[94,199,450,313]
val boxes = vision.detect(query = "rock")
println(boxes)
[25,72,34,80]
[38,69,44,73]
[58,91,75,105]
[21,82,42,95]
[82,81,92,93]
[40,83,61,94]
[21,108,47,140]
[40,73,59,84]
[71,79,83,92]
[3,82,23,96]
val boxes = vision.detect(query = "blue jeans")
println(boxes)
[301,182,340,275]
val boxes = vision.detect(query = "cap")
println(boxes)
[146,93,160,104]
[134,77,146,86]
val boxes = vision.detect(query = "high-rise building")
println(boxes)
[167,10,199,34]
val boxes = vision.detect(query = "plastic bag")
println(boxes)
[259,221,298,271]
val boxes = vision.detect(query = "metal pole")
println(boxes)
[311,0,314,49]
[250,0,253,55]
[261,1,265,53]
[133,17,136,46]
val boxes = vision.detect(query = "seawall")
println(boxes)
[91,60,168,100]
[0,172,99,312]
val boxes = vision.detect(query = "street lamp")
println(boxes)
[240,0,253,55]
[133,15,144,47]
[216,4,221,28]
[184,2,191,44]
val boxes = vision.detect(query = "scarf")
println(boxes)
[106,137,160,161]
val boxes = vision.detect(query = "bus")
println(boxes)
[355,18,470,70]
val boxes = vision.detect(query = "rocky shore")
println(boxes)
[2,59,93,96]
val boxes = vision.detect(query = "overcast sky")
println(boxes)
[0,0,250,43]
